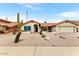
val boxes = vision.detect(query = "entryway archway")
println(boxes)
[34,25,38,32]
[76,28,78,32]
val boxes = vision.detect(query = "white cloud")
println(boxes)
[48,19,62,23]
[0,16,44,23]
[18,3,39,10]
[0,16,25,22]
[31,19,44,23]
[0,16,16,22]
[56,11,79,18]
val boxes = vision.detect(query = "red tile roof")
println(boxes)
[40,20,79,27]
[41,23,57,27]
[0,22,17,27]
[56,20,79,26]
[1,18,79,28]
[0,18,11,23]
[0,18,17,27]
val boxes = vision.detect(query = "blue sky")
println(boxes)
[0,3,79,23]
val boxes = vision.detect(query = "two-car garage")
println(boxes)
[59,26,74,32]
[55,20,79,32]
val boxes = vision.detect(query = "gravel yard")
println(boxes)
[0,32,79,47]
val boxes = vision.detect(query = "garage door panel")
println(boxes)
[60,27,74,32]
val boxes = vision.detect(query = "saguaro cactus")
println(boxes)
[14,13,23,43]
[17,13,20,23]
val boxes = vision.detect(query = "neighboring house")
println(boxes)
[0,19,17,34]
[52,20,79,32]
[21,20,41,32]
[41,20,79,32]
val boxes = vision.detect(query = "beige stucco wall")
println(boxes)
[54,22,77,32]
[52,26,56,32]
[0,26,6,31]
[21,22,40,32]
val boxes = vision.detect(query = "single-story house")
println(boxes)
[0,19,17,34]
[21,20,79,33]
[53,20,79,32]
[21,20,41,32]
[40,20,79,32]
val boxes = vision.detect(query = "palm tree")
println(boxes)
[14,13,23,43]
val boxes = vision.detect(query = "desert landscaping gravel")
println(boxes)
[0,32,79,47]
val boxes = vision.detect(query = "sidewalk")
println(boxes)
[0,46,79,56]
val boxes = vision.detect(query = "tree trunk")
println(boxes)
[14,32,21,43]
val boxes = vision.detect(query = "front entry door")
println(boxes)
[34,25,38,32]
[76,28,78,32]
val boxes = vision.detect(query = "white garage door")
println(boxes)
[59,27,74,32]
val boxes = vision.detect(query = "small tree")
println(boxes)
[40,29,42,35]
[44,21,47,23]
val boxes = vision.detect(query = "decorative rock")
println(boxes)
[59,35,66,39]
[41,34,45,38]
[45,36,51,41]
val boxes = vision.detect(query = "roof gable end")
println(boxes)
[24,20,40,25]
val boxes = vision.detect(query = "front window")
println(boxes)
[24,26,31,31]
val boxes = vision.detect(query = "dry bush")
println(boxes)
[59,35,66,39]
[41,34,45,38]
